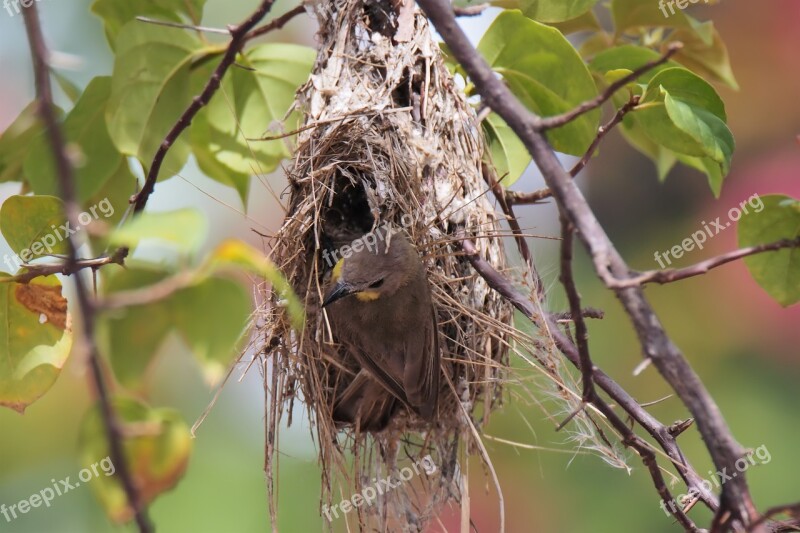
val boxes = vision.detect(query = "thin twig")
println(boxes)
[132,0,282,215]
[567,95,640,177]
[538,43,682,130]
[245,5,306,41]
[559,217,594,401]
[616,237,800,288]
[550,308,605,321]
[22,5,152,532]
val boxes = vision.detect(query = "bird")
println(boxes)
[321,226,440,432]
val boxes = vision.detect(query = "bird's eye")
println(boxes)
[369,279,384,289]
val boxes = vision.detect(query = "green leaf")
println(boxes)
[669,24,739,90]
[109,208,208,253]
[26,77,123,203]
[0,103,59,185]
[619,115,676,180]
[483,113,530,186]
[0,195,69,261]
[99,267,171,385]
[634,68,733,195]
[738,195,800,307]
[195,43,315,190]
[664,94,733,183]
[107,22,209,181]
[478,11,600,156]
[85,158,138,230]
[641,68,726,120]
[92,0,206,48]
[0,274,72,413]
[190,112,252,207]
[171,277,252,382]
[79,397,192,523]
[207,240,304,330]
[99,265,251,386]
[519,0,597,23]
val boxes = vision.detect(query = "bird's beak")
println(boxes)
[322,281,354,307]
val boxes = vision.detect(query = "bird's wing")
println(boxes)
[332,370,397,431]
[403,303,440,420]
[348,343,412,409]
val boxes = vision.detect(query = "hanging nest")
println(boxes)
[255,0,616,529]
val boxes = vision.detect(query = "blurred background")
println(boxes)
[0,0,798,531]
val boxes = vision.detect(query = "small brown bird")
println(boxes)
[322,227,440,432]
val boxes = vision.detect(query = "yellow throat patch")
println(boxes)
[356,290,381,301]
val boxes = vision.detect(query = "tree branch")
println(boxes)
[9,253,125,284]
[416,0,761,528]
[22,5,152,532]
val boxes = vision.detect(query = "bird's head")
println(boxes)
[322,228,419,307]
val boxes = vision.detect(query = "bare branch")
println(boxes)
[616,237,800,288]
[245,5,306,41]
[22,5,151,532]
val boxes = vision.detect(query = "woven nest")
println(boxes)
[258,0,525,528]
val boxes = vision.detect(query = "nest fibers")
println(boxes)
[256,0,628,529]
